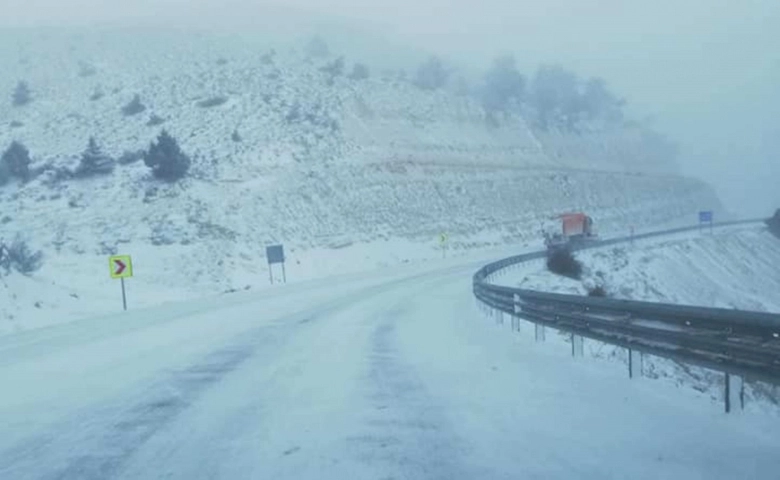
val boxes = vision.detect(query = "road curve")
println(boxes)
[1,256,779,479]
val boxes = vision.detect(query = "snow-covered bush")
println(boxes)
[143,130,191,181]
[118,149,145,165]
[196,96,228,108]
[0,235,43,275]
[146,114,165,126]
[588,285,608,297]
[546,248,583,279]
[78,61,97,77]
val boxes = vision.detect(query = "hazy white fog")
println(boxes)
[3,0,779,216]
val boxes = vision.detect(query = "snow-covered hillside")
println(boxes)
[0,28,723,334]
[502,225,780,312]
[495,225,780,411]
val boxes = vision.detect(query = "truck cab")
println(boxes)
[561,212,595,243]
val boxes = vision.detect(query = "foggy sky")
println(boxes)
[4,0,779,215]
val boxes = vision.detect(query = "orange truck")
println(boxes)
[544,212,597,250]
[561,212,595,240]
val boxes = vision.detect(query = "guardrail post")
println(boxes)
[513,294,521,332]
[724,373,745,414]
[628,348,642,379]
[535,324,546,342]
[511,314,520,332]
[571,334,584,357]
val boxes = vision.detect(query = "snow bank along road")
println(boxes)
[2,250,779,479]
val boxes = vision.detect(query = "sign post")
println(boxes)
[266,244,286,284]
[108,254,133,311]
[439,233,449,259]
[699,210,714,234]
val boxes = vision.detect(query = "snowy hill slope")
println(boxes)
[497,225,780,411]
[504,225,780,312]
[0,28,722,333]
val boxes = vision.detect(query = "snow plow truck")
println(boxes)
[543,212,598,251]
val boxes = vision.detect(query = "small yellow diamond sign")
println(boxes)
[109,255,133,279]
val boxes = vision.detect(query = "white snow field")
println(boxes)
[1,252,779,480]
[0,28,723,334]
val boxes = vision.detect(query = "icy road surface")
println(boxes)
[1,257,779,479]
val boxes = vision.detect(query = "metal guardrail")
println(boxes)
[473,219,780,392]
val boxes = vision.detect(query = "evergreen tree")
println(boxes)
[348,63,370,80]
[1,141,31,181]
[530,65,580,130]
[143,130,191,181]
[12,81,32,107]
[305,35,330,58]
[0,155,9,186]
[122,94,146,116]
[481,56,525,113]
[320,56,345,78]
[76,137,115,176]
[413,56,449,91]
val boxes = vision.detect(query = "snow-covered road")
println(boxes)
[2,255,779,479]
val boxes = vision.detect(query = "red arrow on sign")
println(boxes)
[114,259,126,275]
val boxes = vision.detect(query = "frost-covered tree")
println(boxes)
[529,65,581,130]
[12,81,32,106]
[260,49,276,65]
[143,130,191,181]
[767,209,780,238]
[0,155,9,186]
[320,56,345,78]
[305,35,329,58]
[480,55,526,113]
[1,140,31,182]
[580,77,625,124]
[413,56,449,91]
[348,62,370,80]
[76,137,115,176]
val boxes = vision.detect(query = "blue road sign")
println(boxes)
[266,245,285,264]
[699,211,713,223]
